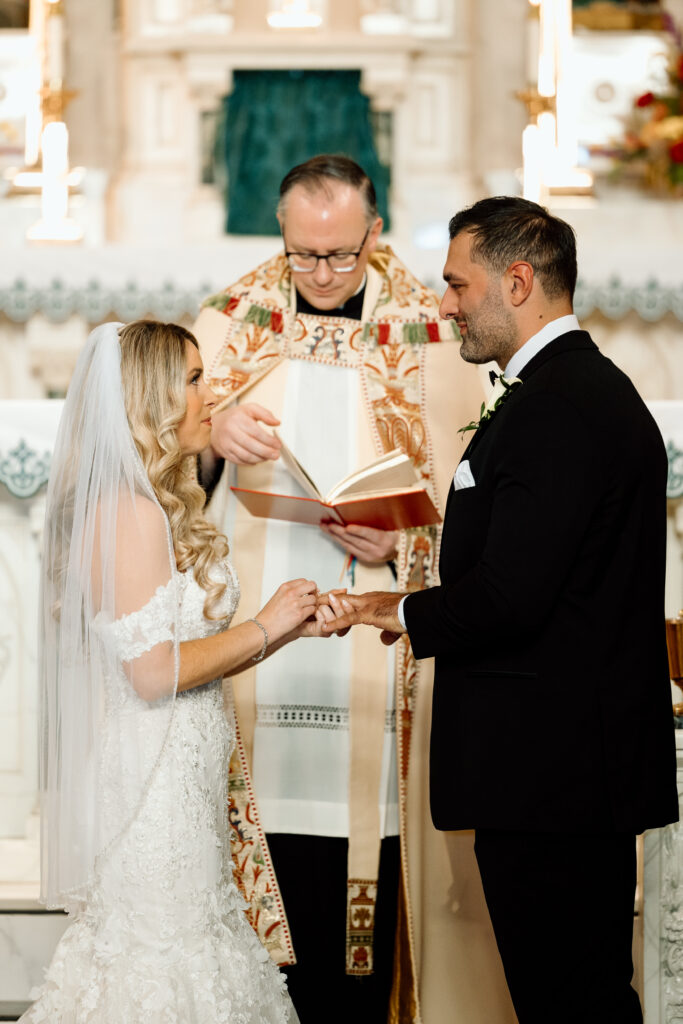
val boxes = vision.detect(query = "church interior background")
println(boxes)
[1,0,683,1019]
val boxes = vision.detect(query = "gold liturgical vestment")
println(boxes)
[193,246,517,1024]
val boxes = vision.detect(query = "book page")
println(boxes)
[326,449,420,503]
[273,430,323,501]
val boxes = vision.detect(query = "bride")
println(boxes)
[21,320,330,1023]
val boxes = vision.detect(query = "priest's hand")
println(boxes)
[321,590,406,646]
[210,403,282,465]
[320,523,399,564]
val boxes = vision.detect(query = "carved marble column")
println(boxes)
[185,62,232,239]
[0,403,63,845]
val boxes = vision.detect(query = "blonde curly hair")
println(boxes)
[118,319,229,620]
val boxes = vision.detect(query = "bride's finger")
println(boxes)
[287,578,318,595]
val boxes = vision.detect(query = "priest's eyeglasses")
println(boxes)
[284,227,370,273]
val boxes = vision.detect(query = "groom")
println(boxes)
[323,196,679,1023]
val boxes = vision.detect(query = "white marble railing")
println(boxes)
[2,274,683,326]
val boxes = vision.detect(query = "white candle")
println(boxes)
[41,121,69,224]
[523,124,542,203]
[537,109,557,154]
[538,0,555,97]
[24,63,42,166]
[47,10,64,85]
[554,0,577,168]
[527,6,540,86]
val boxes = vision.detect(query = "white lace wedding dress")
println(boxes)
[22,561,297,1024]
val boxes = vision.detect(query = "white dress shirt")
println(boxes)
[396,312,581,628]
[503,313,580,379]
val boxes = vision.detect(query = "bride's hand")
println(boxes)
[299,590,352,638]
[257,579,319,645]
[280,590,353,641]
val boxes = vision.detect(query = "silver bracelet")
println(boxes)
[247,618,269,662]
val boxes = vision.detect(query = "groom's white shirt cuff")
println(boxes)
[398,595,407,628]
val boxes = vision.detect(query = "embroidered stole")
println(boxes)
[198,247,454,992]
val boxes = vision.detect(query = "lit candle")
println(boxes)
[41,121,69,225]
[527,3,540,86]
[554,0,577,168]
[537,110,557,152]
[523,123,542,203]
[537,0,555,98]
[24,62,42,167]
[46,6,64,86]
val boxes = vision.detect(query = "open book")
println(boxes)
[230,433,441,530]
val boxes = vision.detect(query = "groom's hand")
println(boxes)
[321,591,405,646]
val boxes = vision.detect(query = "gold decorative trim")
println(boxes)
[228,718,295,966]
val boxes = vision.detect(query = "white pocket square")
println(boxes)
[453,460,476,492]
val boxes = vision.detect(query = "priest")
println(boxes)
[192,155,515,1023]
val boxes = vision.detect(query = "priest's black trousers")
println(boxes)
[267,833,400,1023]
[474,829,642,1024]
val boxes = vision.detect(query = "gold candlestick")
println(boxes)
[666,611,683,716]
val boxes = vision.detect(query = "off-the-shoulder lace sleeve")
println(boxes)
[92,496,180,703]
[96,578,178,664]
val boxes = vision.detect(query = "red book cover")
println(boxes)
[230,486,441,530]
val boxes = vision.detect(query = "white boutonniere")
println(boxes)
[458,375,522,437]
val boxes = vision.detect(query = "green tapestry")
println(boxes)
[223,69,390,235]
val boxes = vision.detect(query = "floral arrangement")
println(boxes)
[611,16,683,193]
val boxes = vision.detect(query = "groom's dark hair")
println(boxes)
[449,196,577,301]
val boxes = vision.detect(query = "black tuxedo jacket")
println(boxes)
[404,330,678,834]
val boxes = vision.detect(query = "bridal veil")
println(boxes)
[39,322,180,910]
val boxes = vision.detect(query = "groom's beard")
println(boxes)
[458,286,517,367]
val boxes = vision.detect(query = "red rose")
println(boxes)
[677,54,683,81]
[670,139,683,163]
[636,91,655,108]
